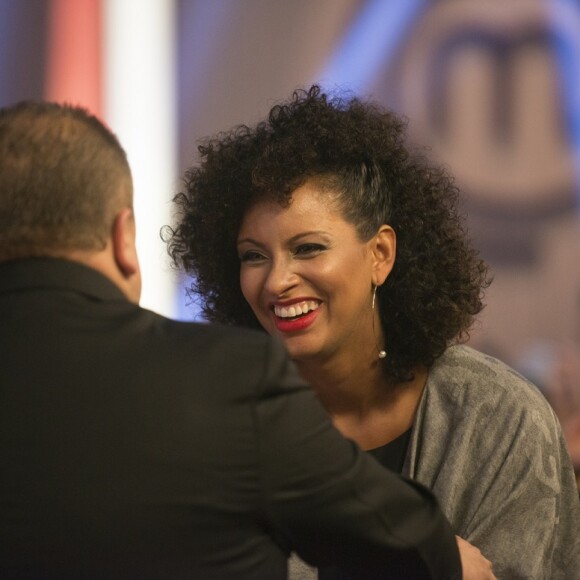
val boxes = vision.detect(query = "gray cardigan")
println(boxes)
[290,346,580,579]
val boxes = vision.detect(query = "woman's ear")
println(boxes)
[370,225,396,286]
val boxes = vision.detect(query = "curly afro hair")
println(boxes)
[166,85,490,384]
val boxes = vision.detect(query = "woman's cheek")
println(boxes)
[240,268,261,307]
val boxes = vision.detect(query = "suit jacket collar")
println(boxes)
[0,257,128,302]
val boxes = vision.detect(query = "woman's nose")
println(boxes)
[263,259,299,297]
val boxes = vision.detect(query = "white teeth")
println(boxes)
[274,301,320,318]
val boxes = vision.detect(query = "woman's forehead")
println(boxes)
[238,185,351,241]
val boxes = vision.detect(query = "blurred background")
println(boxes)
[1,0,579,478]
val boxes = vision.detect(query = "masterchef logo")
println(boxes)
[391,0,580,263]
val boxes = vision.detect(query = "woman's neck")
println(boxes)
[297,354,385,413]
[296,355,428,450]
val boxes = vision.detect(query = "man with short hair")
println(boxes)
[0,101,493,579]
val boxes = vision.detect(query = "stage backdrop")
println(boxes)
[1,0,579,391]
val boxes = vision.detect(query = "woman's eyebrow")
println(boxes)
[287,231,331,243]
[237,231,331,246]
[237,236,262,246]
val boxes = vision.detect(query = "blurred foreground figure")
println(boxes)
[544,344,580,491]
[0,101,496,579]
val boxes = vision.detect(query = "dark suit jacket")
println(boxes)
[0,258,461,579]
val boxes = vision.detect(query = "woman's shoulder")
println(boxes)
[415,344,567,498]
[426,345,555,423]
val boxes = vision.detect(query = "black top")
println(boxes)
[368,428,413,473]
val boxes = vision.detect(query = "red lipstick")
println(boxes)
[273,308,319,333]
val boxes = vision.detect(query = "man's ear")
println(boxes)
[112,207,139,278]
[370,225,396,286]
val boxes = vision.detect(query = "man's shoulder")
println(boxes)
[143,309,273,351]
[135,308,291,388]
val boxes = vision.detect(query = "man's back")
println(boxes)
[0,258,307,578]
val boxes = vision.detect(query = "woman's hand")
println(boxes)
[456,536,496,580]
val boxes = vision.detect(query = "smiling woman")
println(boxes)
[165,85,580,579]
[236,181,395,366]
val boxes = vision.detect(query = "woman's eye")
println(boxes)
[294,243,325,257]
[239,250,266,263]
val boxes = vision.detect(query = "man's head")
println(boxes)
[0,101,141,302]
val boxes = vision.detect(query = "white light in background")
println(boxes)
[102,0,178,317]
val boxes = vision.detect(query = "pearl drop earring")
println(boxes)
[372,285,387,359]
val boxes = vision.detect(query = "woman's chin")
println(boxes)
[281,340,318,361]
